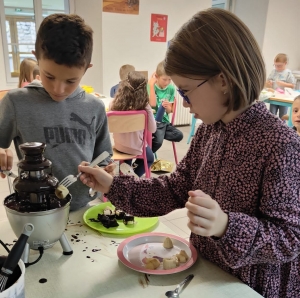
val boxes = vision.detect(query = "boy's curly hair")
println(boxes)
[111,71,149,111]
[35,14,93,68]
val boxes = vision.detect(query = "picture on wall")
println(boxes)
[103,0,139,15]
[150,14,168,42]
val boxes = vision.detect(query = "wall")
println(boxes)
[101,0,211,96]
[262,0,300,76]
[233,0,269,49]
[71,0,103,92]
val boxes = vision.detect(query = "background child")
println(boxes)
[110,71,156,177]
[292,95,300,136]
[32,64,41,81]
[0,13,113,211]
[18,58,37,88]
[110,64,135,97]
[148,61,183,153]
[265,53,296,118]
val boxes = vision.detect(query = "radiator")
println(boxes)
[173,90,191,126]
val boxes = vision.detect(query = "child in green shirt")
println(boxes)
[148,61,183,153]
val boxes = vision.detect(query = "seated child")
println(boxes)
[110,64,135,98]
[18,58,37,88]
[110,71,156,177]
[265,53,296,118]
[32,64,41,81]
[148,61,183,153]
[292,95,300,136]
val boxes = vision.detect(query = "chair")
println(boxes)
[0,90,9,100]
[107,110,151,178]
[153,98,179,165]
[187,114,197,144]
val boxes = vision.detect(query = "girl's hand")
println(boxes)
[185,190,228,237]
[78,164,113,194]
[0,148,13,178]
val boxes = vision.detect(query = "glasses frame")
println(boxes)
[177,79,209,104]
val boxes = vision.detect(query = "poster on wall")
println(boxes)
[103,0,139,15]
[150,14,168,42]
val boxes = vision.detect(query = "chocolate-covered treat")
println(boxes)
[123,214,135,225]
[115,209,125,220]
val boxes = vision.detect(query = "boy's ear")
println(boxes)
[87,64,93,69]
[32,50,36,57]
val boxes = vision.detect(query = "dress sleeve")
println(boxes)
[145,104,156,133]
[0,93,18,148]
[214,139,300,268]
[106,126,204,217]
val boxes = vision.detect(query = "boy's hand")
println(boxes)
[185,190,228,238]
[104,161,116,177]
[0,148,13,178]
[149,72,157,86]
[265,80,273,88]
[162,100,173,113]
[276,80,285,87]
[78,164,113,194]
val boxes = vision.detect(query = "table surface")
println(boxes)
[0,206,262,298]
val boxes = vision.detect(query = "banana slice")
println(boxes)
[163,256,179,270]
[163,237,173,249]
[176,250,189,263]
[144,257,160,270]
[55,185,69,199]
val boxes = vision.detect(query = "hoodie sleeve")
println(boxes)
[0,93,18,148]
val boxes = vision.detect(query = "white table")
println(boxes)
[0,206,262,298]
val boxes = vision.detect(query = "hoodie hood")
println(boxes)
[25,80,85,100]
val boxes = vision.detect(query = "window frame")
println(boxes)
[0,0,71,84]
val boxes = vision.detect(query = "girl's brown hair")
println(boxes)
[18,58,37,88]
[111,71,149,111]
[164,8,266,111]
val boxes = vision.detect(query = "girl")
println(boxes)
[292,95,300,136]
[79,9,300,297]
[18,58,37,88]
[110,71,156,177]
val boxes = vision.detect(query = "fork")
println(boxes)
[59,151,110,188]
[0,170,18,178]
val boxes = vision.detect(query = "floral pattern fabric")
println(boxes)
[107,102,300,297]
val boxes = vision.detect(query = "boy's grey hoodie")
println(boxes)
[0,80,112,210]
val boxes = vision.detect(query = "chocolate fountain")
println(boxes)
[4,142,73,265]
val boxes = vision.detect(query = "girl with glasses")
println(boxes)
[78,8,300,297]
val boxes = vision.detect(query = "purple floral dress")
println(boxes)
[107,102,300,297]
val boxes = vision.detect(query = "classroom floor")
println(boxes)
[0,125,196,240]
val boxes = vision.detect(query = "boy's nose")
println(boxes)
[53,82,65,94]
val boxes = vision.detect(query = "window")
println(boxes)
[0,0,70,83]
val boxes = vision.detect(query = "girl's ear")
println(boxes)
[217,73,228,93]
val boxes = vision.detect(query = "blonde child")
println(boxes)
[18,58,37,88]
[110,71,156,176]
[148,61,183,153]
[292,95,300,136]
[265,53,296,118]
[110,64,135,98]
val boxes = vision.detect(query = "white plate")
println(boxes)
[117,232,198,275]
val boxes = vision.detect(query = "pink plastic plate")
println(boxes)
[117,232,198,275]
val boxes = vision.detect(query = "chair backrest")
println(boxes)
[0,90,9,100]
[171,97,177,125]
[107,110,148,133]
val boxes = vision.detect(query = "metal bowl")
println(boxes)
[4,194,71,250]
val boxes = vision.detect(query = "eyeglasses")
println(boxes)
[177,79,209,104]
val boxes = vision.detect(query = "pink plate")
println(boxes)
[117,232,198,275]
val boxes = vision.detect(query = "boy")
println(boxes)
[148,61,183,153]
[265,53,296,118]
[292,95,300,136]
[0,14,112,211]
[110,64,135,97]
